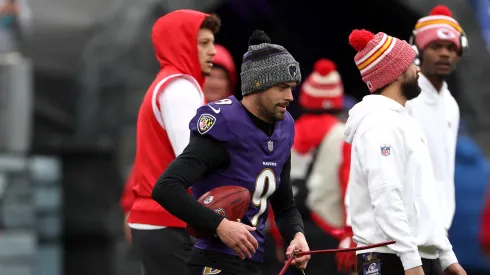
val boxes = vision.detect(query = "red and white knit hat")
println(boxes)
[349,29,416,92]
[413,5,462,51]
[299,58,343,110]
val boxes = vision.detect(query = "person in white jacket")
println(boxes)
[406,5,464,232]
[343,29,465,275]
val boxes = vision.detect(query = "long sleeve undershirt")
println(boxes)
[159,77,203,156]
[152,104,304,243]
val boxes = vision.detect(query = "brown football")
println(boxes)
[186,185,250,238]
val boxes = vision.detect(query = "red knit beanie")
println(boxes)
[349,29,416,92]
[299,58,343,110]
[413,5,462,52]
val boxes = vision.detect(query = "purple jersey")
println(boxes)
[188,96,294,262]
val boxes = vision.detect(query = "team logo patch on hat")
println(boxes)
[289,64,297,78]
[197,113,216,135]
[366,81,373,90]
[380,144,391,156]
[436,28,455,39]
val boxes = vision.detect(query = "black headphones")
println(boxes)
[408,27,469,66]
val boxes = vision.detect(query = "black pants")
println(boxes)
[132,228,195,275]
[356,253,443,275]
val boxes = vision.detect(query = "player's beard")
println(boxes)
[256,95,283,123]
[401,75,421,101]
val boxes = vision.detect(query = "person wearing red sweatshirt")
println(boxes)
[120,43,237,244]
[125,10,221,275]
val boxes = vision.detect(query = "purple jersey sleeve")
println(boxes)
[189,103,230,142]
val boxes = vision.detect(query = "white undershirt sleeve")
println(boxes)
[158,78,203,156]
[360,125,422,270]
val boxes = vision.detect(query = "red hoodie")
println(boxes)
[127,10,208,227]
[120,168,135,213]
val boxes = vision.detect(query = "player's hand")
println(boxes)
[216,219,258,260]
[123,212,132,243]
[285,232,311,270]
[443,263,466,275]
[405,266,424,275]
[336,227,356,272]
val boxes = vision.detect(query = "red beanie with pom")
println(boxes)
[300,58,344,111]
[413,5,462,51]
[349,29,416,92]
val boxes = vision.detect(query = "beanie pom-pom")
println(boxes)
[314,59,336,76]
[349,29,375,51]
[430,5,452,17]
[248,30,271,46]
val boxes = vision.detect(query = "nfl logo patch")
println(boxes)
[267,140,274,152]
[197,113,216,135]
[380,144,391,156]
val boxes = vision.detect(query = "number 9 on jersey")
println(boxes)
[250,169,277,226]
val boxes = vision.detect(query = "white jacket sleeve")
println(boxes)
[435,236,458,270]
[359,126,422,270]
[159,78,203,156]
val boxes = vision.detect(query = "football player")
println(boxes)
[152,30,310,275]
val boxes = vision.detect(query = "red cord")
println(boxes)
[278,240,395,275]
[278,256,295,275]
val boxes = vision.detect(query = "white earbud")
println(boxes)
[461,35,468,52]
[411,44,420,66]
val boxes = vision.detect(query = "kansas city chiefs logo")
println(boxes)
[436,28,455,39]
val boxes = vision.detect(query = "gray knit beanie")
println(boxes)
[241,30,301,96]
